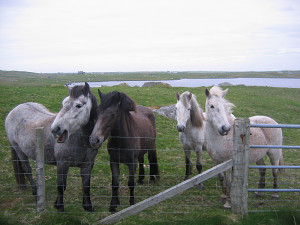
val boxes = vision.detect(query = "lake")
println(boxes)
[71,78,300,88]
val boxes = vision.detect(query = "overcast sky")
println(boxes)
[0,0,300,73]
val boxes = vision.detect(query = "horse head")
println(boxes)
[89,90,136,148]
[205,86,234,136]
[51,82,97,143]
[176,91,193,132]
[176,91,204,132]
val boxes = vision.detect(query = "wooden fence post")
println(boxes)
[231,118,250,216]
[36,127,46,212]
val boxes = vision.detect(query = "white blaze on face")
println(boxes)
[51,95,92,142]
[176,99,191,132]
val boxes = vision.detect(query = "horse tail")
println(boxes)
[148,148,160,179]
[11,147,27,190]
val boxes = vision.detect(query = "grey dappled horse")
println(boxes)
[5,82,98,212]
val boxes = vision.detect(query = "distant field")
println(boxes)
[1,70,300,86]
[0,70,300,224]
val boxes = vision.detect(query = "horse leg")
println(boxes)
[218,172,227,203]
[55,162,70,212]
[14,149,37,198]
[223,169,232,209]
[255,158,266,197]
[80,164,95,212]
[109,162,120,213]
[148,149,159,183]
[128,162,137,206]
[195,147,203,190]
[267,152,281,199]
[11,146,27,190]
[184,149,192,180]
[137,152,145,185]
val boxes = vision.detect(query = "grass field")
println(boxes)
[0,71,300,224]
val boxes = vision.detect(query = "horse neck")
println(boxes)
[81,107,98,141]
[190,99,204,128]
[112,111,134,138]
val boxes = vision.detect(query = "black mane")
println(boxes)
[99,91,136,112]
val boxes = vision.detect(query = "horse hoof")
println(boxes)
[84,205,95,212]
[197,183,204,191]
[223,202,231,209]
[136,180,144,185]
[109,207,117,214]
[149,179,156,184]
[271,194,279,199]
[54,205,65,212]
[220,194,227,203]
[254,192,262,198]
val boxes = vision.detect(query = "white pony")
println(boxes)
[175,91,206,188]
[204,86,283,209]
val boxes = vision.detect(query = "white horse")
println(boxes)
[204,86,283,209]
[175,91,206,188]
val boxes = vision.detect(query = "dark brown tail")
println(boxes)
[11,147,27,190]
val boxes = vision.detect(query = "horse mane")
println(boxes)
[209,86,235,114]
[181,91,205,128]
[69,84,98,132]
[100,91,136,113]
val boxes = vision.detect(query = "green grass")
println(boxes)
[0,78,300,224]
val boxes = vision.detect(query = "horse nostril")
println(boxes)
[177,125,185,132]
[221,125,230,135]
[51,126,61,135]
[89,136,100,147]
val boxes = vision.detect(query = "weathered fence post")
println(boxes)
[36,127,46,212]
[231,118,250,216]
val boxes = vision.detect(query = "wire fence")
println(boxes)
[0,123,299,221]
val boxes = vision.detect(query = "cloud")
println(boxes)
[0,0,300,72]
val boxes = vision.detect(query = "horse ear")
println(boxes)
[120,93,135,112]
[176,92,180,101]
[83,82,90,95]
[65,84,72,95]
[222,89,229,98]
[205,88,211,98]
[188,92,192,100]
[98,89,103,100]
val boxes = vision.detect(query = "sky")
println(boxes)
[0,0,300,73]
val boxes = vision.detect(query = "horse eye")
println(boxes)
[210,105,214,109]
[76,104,82,108]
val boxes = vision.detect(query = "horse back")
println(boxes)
[5,102,56,161]
[132,105,156,137]
[250,116,282,146]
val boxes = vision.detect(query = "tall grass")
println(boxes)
[0,83,299,224]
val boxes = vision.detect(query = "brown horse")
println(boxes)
[89,90,159,213]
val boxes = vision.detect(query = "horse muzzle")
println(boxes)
[51,126,68,143]
[176,124,186,132]
[89,135,104,149]
[218,125,231,136]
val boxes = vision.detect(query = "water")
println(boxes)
[71,78,300,88]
